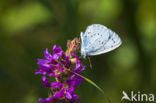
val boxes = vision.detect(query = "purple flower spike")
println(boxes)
[35,44,85,103]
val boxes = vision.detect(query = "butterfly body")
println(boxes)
[81,24,122,58]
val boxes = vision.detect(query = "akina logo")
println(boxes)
[121,91,154,102]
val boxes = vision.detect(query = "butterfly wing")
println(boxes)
[87,29,122,55]
[81,24,122,57]
[84,24,109,46]
[81,24,108,57]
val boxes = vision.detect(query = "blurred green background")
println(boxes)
[0,0,156,103]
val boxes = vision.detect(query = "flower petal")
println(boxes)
[72,94,81,103]
[39,97,53,103]
[37,59,49,65]
[44,48,52,59]
[66,92,72,100]
[51,82,63,88]
[54,89,65,99]
[48,73,54,76]
[52,45,57,50]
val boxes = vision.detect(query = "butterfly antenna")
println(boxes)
[87,57,93,69]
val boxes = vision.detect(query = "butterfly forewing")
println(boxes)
[84,24,109,49]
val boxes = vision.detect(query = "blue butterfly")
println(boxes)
[81,24,122,58]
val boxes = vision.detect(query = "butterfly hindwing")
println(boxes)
[80,24,122,58]
[88,29,122,55]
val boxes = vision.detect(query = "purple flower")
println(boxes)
[44,48,52,60]
[35,45,68,77]
[39,97,54,103]
[36,45,85,103]
[41,76,51,87]
[72,53,86,73]
[66,76,84,90]
[51,82,63,88]
[53,87,79,101]
[54,88,65,99]
[52,77,83,101]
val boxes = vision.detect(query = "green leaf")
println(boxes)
[73,72,112,103]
